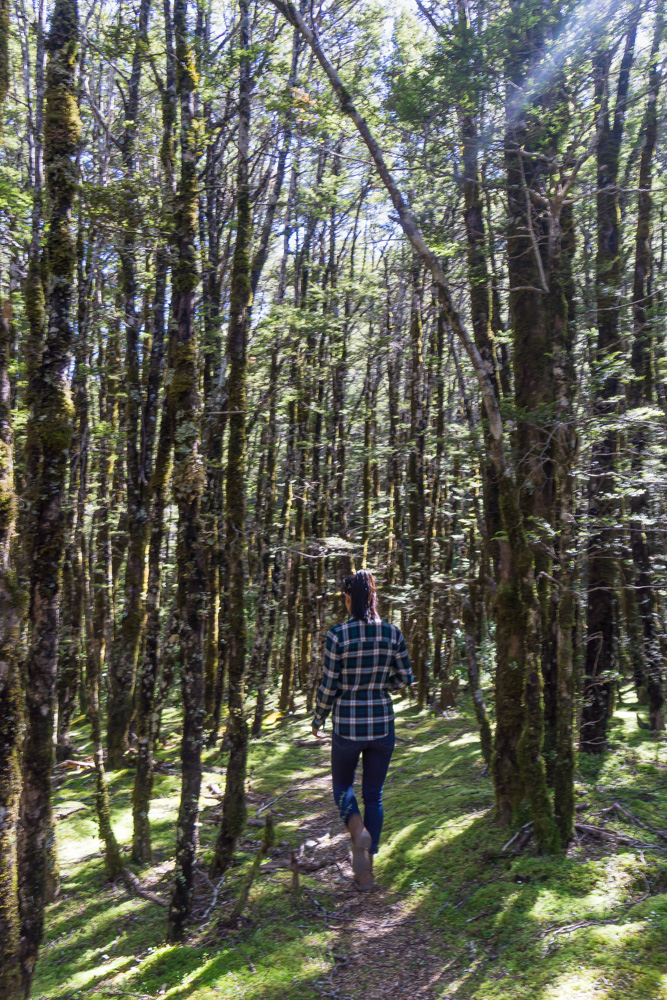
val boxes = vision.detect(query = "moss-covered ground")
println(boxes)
[35,685,667,1000]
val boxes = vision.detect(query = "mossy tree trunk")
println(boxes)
[361,353,379,569]
[107,0,153,769]
[407,270,429,707]
[167,0,206,941]
[277,202,319,713]
[581,13,639,752]
[211,0,252,878]
[386,330,406,594]
[247,32,299,731]
[628,1,665,732]
[132,249,171,864]
[18,0,81,987]
[250,348,279,735]
[132,2,176,857]
[56,226,93,761]
[452,0,500,750]
[454,0,502,585]
[462,595,493,767]
[500,0,555,826]
[0,2,24,992]
[199,7,226,732]
[550,184,579,844]
[84,285,124,879]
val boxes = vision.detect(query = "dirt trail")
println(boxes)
[257,758,454,1000]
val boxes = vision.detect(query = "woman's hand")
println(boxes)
[312,725,325,739]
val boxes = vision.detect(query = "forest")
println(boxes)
[0,0,666,996]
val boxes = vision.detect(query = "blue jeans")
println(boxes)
[331,720,395,855]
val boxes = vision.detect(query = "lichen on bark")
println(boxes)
[18,0,81,988]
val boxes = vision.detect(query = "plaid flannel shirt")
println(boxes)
[312,618,413,740]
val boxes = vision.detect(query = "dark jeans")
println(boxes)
[331,720,395,855]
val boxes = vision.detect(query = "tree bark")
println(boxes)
[132,249,170,864]
[167,0,206,940]
[107,0,154,768]
[581,11,640,752]
[0,3,24,990]
[18,0,81,986]
[627,1,665,731]
[211,0,252,878]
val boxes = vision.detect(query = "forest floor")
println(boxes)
[35,685,667,1000]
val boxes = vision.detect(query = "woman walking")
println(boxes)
[312,570,413,890]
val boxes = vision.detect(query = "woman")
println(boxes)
[312,569,413,890]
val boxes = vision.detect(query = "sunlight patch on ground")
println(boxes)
[541,967,614,999]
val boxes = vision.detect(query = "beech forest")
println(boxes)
[1,0,667,997]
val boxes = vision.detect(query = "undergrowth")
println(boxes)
[34,685,667,1000]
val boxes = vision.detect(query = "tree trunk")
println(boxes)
[0,4,24,989]
[56,227,92,761]
[107,0,153,769]
[628,1,665,731]
[18,0,81,986]
[211,0,252,878]
[581,12,639,752]
[167,0,206,941]
[132,249,170,864]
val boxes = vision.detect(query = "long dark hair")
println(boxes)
[343,569,379,624]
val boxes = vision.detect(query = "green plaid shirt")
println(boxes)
[312,618,413,740]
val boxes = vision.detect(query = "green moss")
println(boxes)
[32,690,667,1000]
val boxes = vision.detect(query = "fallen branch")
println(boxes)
[575,823,640,845]
[54,757,94,771]
[197,876,225,922]
[55,803,88,821]
[122,868,168,907]
[599,801,667,843]
[501,822,532,853]
[232,943,257,974]
[256,788,295,816]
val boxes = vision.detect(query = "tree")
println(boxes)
[211,0,253,878]
[18,0,81,985]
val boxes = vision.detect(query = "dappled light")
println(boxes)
[1,0,666,997]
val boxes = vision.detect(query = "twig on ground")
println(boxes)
[122,868,168,907]
[501,821,532,853]
[232,943,257,974]
[257,789,295,816]
[574,822,667,850]
[599,801,667,843]
[55,804,88,820]
[197,876,225,922]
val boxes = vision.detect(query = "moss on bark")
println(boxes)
[18,0,81,988]
[211,0,252,881]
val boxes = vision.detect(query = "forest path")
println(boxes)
[253,732,456,1000]
[34,699,667,1000]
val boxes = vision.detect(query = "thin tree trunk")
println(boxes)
[581,12,640,752]
[107,0,153,768]
[56,227,92,761]
[211,0,252,878]
[628,1,665,731]
[132,250,170,864]
[0,2,24,989]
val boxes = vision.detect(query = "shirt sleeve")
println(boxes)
[312,629,342,730]
[387,629,413,690]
